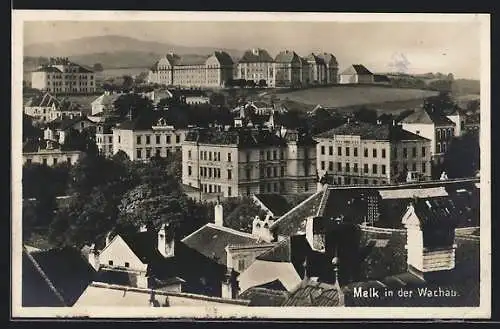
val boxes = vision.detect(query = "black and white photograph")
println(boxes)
[11,11,490,319]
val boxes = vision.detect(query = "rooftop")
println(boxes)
[401,107,456,126]
[184,128,289,147]
[238,286,289,306]
[275,50,302,64]
[340,64,374,76]
[238,48,274,63]
[281,278,344,307]
[315,121,431,141]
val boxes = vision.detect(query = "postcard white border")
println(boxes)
[11,10,491,319]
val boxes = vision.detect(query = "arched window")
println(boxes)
[263,223,269,229]
[255,223,261,229]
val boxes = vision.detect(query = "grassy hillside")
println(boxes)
[272,85,438,110]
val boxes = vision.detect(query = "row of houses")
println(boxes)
[148,49,380,89]
[22,178,479,307]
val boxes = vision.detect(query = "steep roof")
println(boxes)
[254,194,293,217]
[33,66,63,73]
[213,51,234,66]
[22,246,96,307]
[238,286,289,306]
[306,53,326,65]
[315,122,431,141]
[275,50,302,63]
[181,223,261,267]
[401,108,456,126]
[25,92,60,108]
[114,110,175,130]
[316,53,339,67]
[91,92,123,107]
[412,197,463,227]
[184,128,288,147]
[238,48,274,63]
[281,278,343,306]
[340,64,373,76]
[256,238,292,262]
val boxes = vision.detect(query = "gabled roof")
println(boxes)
[315,122,431,141]
[33,66,63,73]
[275,50,302,64]
[401,108,456,126]
[238,286,289,306]
[22,246,96,307]
[91,92,123,107]
[254,194,293,217]
[412,197,462,227]
[25,92,60,108]
[340,64,373,76]
[238,49,274,63]
[181,223,261,267]
[212,51,234,66]
[306,53,326,65]
[184,128,288,147]
[256,238,293,262]
[316,53,339,67]
[281,278,343,306]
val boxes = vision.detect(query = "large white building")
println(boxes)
[112,112,187,161]
[339,64,374,84]
[315,121,432,185]
[31,57,96,94]
[401,108,456,164]
[235,48,276,87]
[148,51,234,88]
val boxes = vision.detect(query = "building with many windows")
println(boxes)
[147,51,234,88]
[316,53,339,85]
[305,53,327,85]
[235,48,276,87]
[31,57,96,94]
[112,112,187,161]
[181,127,317,199]
[23,140,84,167]
[24,92,84,123]
[315,121,432,186]
[401,107,456,164]
[274,50,303,88]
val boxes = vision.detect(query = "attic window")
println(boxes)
[108,260,113,266]
[157,118,166,126]
[125,262,130,268]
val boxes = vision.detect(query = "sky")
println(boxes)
[23,20,482,79]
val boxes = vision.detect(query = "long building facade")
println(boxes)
[147,51,234,88]
[31,57,96,94]
[315,121,432,185]
[182,128,318,198]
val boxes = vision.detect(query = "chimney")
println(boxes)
[401,199,457,280]
[214,198,224,226]
[105,231,113,246]
[88,244,100,271]
[221,269,235,299]
[158,223,175,258]
[139,224,148,232]
[331,256,345,306]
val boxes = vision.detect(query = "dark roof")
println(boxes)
[412,197,462,226]
[239,49,274,63]
[316,53,339,66]
[281,278,343,306]
[120,231,159,264]
[94,268,140,287]
[402,108,456,126]
[346,64,373,75]
[374,74,391,82]
[184,128,288,147]
[306,53,326,65]
[213,51,234,66]
[25,92,60,107]
[256,238,292,262]
[275,50,302,64]
[315,122,430,141]
[114,110,175,130]
[181,223,261,267]
[33,66,62,73]
[238,287,289,306]
[254,194,293,217]
[22,246,96,306]
[254,278,288,291]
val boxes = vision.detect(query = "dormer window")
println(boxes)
[157,117,167,126]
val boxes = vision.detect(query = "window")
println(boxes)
[188,150,192,159]
[209,168,213,178]
[382,165,386,175]
[338,147,342,156]
[281,166,285,177]
[108,260,113,266]
[266,167,271,177]
[354,147,358,157]
[26,158,32,165]
[412,163,417,171]
[353,163,358,173]
[364,179,369,185]
[372,164,378,174]
[146,135,151,145]
[403,148,408,158]
[42,158,47,165]
[156,135,161,144]
[118,135,121,143]
[373,149,377,158]
[145,149,151,158]
[67,157,71,164]
[346,163,350,173]
[346,147,350,156]
[209,152,212,161]
[125,262,130,268]
[108,136,112,143]
[329,161,333,171]
[442,143,447,152]
[437,143,441,153]
[321,161,325,170]
[137,136,142,144]
[188,166,192,176]
[227,169,232,180]
[273,167,277,177]
[246,169,251,179]
[422,147,426,157]
[337,162,342,172]
[382,149,386,158]
[227,153,232,162]
[329,146,333,156]
[422,161,427,173]
[364,164,369,173]
[412,147,417,158]
[373,180,378,185]
[166,135,171,144]
[273,150,277,160]
[364,148,368,157]
[176,135,180,143]
[53,158,58,165]
[267,151,271,160]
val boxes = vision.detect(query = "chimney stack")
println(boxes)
[214,197,224,226]
[88,244,100,271]
[158,223,175,258]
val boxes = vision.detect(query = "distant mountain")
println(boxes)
[23,35,244,70]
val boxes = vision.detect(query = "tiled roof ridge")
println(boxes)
[255,237,290,260]
[89,282,251,305]
[325,177,479,191]
[270,190,324,230]
[23,247,67,306]
[227,242,276,250]
[316,187,331,217]
[205,223,258,239]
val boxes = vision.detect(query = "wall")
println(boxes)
[23,150,83,166]
[358,74,374,84]
[227,244,275,273]
[339,74,358,84]
[391,140,432,182]
[98,235,148,273]
[237,260,301,293]
[401,123,436,154]
[31,72,48,90]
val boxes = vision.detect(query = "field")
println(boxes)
[99,67,149,80]
[271,85,439,110]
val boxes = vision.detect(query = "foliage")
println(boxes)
[423,92,457,114]
[93,63,104,72]
[442,133,480,178]
[222,197,268,233]
[113,93,154,118]
[209,92,226,106]
[466,99,480,113]
[353,107,378,124]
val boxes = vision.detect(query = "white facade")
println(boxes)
[23,149,84,167]
[31,59,96,94]
[401,122,455,164]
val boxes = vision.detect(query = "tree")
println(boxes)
[222,197,268,233]
[113,94,154,118]
[353,107,378,124]
[466,99,480,113]
[209,92,226,107]
[93,63,104,72]
[442,134,480,178]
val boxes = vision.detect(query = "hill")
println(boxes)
[271,85,438,110]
